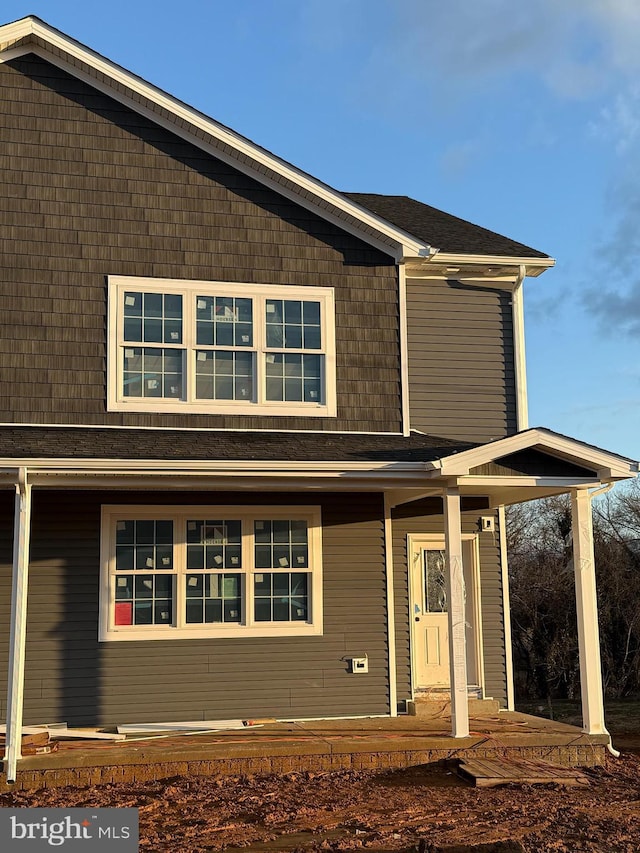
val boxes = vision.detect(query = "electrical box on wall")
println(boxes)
[479,516,495,533]
[349,656,369,673]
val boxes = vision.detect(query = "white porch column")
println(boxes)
[4,468,32,783]
[443,486,469,737]
[571,488,607,735]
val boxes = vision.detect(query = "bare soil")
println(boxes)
[2,752,640,852]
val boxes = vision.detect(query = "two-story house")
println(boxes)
[0,16,636,782]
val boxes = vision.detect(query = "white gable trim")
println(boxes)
[0,17,429,261]
[429,429,638,480]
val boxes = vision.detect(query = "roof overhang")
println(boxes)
[403,253,556,282]
[0,16,432,262]
[427,428,637,481]
[0,429,634,506]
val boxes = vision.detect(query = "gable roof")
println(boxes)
[0,15,553,271]
[344,194,549,260]
[431,427,637,480]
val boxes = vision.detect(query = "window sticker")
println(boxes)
[115,602,133,626]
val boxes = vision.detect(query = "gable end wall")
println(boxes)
[0,55,400,432]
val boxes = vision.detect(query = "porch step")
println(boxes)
[407,695,500,718]
[456,756,589,788]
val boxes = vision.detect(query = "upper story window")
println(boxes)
[107,277,336,416]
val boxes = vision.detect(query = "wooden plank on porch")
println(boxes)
[457,756,589,788]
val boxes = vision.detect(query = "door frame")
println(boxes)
[407,533,485,699]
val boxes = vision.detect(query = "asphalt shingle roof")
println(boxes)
[0,427,475,463]
[344,193,549,259]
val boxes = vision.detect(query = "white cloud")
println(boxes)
[591,86,640,152]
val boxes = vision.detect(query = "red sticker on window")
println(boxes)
[115,602,133,626]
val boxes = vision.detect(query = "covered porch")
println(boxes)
[1,426,636,785]
[390,428,638,744]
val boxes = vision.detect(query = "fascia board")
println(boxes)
[435,429,638,478]
[0,17,427,259]
[424,253,556,269]
[0,458,428,472]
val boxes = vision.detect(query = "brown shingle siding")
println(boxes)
[0,54,400,432]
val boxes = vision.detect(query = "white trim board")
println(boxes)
[429,428,637,479]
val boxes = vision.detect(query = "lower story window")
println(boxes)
[100,506,322,641]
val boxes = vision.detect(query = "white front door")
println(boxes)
[410,537,481,690]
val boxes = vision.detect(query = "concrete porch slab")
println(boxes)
[1,711,610,792]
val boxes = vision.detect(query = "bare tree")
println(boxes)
[506,482,640,703]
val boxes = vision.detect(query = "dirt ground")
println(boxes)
[2,750,640,852]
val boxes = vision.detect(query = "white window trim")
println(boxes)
[107,276,337,417]
[99,504,324,642]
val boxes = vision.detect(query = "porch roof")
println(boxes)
[0,425,473,462]
[0,425,633,497]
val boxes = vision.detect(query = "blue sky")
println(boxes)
[5,1,640,459]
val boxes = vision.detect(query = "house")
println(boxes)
[0,16,637,783]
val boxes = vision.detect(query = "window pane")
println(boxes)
[303,326,321,350]
[115,520,174,572]
[254,572,310,623]
[284,301,302,324]
[124,318,142,342]
[303,301,321,326]
[115,546,134,571]
[186,520,243,570]
[184,572,241,624]
[124,292,142,316]
[125,292,183,347]
[254,573,271,595]
[164,294,183,319]
[284,378,303,402]
[254,598,272,622]
[254,520,271,544]
[144,318,163,343]
[134,602,153,625]
[205,599,223,623]
[265,299,321,352]
[284,326,302,349]
[196,352,254,401]
[115,572,174,627]
[144,292,163,317]
[122,348,184,400]
[115,575,132,600]
[186,600,203,624]
[265,354,323,403]
[254,520,308,570]
[196,295,253,349]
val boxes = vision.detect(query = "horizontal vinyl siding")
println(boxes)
[406,279,517,441]
[391,498,507,708]
[0,55,401,433]
[0,491,389,726]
